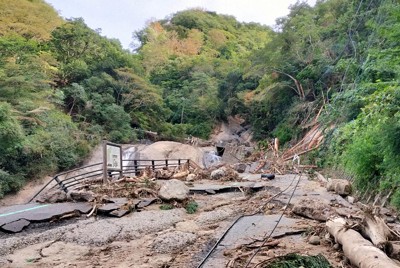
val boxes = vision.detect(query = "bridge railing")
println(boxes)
[28,158,190,203]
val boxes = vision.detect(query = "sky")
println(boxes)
[45,0,316,50]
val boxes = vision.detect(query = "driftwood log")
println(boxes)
[314,171,328,185]
[172,170,190,180]
[326,179,352,196]
[362,213,394,251]
[326,217,399,268]
[292,197,335,221]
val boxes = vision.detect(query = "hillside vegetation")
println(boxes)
[1,0,400,208]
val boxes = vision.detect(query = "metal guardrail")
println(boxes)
[28,159,190,203]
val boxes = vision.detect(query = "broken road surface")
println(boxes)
[1,173,399,267]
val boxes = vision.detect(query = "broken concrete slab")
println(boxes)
[97,203,121,213]
[0,203,41,219]
[0,197,160,234]
[104,197,129,204]
[0,203,92,233]
[109,209,130,218]
[1,219,30,233]
[219,215,305,248]
[189,181,269,194]
[98,197,134,213]
[205,189,216,195]
[137,198,157,209]
[201,214,307,267]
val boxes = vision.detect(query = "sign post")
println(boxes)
[103,141,122,183]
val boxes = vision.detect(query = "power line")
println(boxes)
[196,171,301,268]
[244,172,302,267]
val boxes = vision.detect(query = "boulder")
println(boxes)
[36,189,68,203]
[308,235,320,245]
[210,168,226,180]
[233,163,247,173]
[155,169,173,180]
[158,179,189,201]
[346,196,356,204]
[68,190,95,202]
[186,174,196,182]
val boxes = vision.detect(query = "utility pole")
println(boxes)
[180,97,185,124]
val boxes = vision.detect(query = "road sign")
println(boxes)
[103,141,122,182]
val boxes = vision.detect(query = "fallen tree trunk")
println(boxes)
[326,179,351,196]
[292,197,335,221]
[314,171,328,185]
[362,213,394,251]
[326,217,399,268]
[172,170,189,180]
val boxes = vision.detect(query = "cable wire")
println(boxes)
[243,172,302,267]
[196,172,300,268]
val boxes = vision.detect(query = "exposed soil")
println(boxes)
[0,176,52,206]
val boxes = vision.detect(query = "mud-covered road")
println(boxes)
[0,172,376,268]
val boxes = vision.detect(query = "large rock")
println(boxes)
[233,163,247,173]
[210,168,226,180]
[37,189,68,203]
[158,179,189,201]
[138,141,204,168]
[68,190,95,202]
[308,235,321,245]
[186,174,196,182]
[210,166,239,180]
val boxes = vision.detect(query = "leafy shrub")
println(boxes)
[185,200,198,214]
[0,169,24,198]
[159,204,174,210]
[266,253,332,268]
[328,86,400,194]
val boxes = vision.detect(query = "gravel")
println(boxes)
[63,220,122,246]
[0,221,81,255]
[0,209,186,255]
[151,231,197,253]
[115,209,186,240]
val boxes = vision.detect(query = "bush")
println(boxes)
[185,200,198,214]
[248,85,295,140]
[391,191,400,210]
[327,85,400,194]
[187,122,212,139]
[159,204,174,210]
[272,122,299,146]
[0,169,24,198]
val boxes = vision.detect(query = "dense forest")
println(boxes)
[0,0,399,208]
